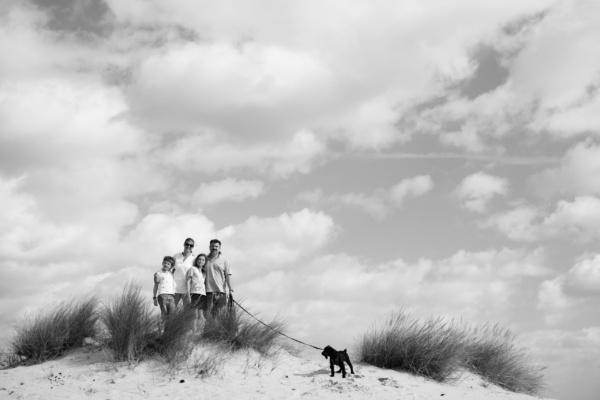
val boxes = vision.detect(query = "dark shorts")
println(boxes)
[190,294,207,310]
[157,294,176,317]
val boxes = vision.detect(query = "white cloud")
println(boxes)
[339,192,389,220]
[238,246,549,345]
[565,254,600,295]
[218,208,337,279]
[298,175,433,219]
[541,196,600,241]
[193,178,265,206]
[484,205,541,241]
[455,172,508,212]
[533,140,600,198]
[537,277,577,325]
[390,175,434,204]
[486,196,600,242]
[159,130,327,178]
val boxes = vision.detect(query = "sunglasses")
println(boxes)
[184,243,194,248]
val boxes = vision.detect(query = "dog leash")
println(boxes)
[230,297,323,351]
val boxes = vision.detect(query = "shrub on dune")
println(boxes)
[202,303,287,355]
[160,307,195,365]
[464,324,546,395]
[356,310,546,396]
[357,310,464,382]
[101,282,157,361]
[11,296,99,363]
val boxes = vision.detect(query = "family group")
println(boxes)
[152,238,233,329]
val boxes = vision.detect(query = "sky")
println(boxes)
[0,0,599,398]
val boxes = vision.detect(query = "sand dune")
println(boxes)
[0,341,553,400]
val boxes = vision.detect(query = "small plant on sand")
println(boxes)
[201,303,288,355]
[189,346,227,378]
[10,296,99,363]
[357,310,464,382]
[464,324,546,395]
[101,282,157,361]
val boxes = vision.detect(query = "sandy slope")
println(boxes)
[1,342,552,400]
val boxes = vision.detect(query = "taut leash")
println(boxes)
[229,296,323,351]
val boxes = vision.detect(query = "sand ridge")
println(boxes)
[0,343,552,400]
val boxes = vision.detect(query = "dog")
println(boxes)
[321,345,354,378]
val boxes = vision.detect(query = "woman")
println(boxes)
[187,253,208,330]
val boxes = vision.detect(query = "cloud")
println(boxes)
[485,196,600,242]
[299,175,433,219]
[193,178,265,206]
[565,254,600,295]
[219,208,337,279]
[541,196,600,241]
[390,175,434,204]
[533,140,600,198]
[237,246,549,345]
[455,172,508,212]
[483,205,541,241]
[537,277,577,325]
[158,130,327,178]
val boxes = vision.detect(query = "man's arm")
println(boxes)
[225,260,233,293]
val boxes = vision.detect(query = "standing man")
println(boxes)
[172,237,195,307]
[205,239,233,316]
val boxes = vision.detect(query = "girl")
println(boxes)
[187,253,207,330]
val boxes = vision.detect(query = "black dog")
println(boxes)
[321,345,354,378]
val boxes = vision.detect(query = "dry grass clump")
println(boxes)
[464,324,546,395]
[201,303,287,355]
[7,283,287,372]
[358,311,464,382]
[10,296,99,363]
[101,282,158,361]
[101,282,196,364]
[356,310,546,395]
[159,307,195,366]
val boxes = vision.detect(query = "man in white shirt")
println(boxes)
[205,239,233,316]
[172,237,195,307]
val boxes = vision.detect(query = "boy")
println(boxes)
[153,256,176,322]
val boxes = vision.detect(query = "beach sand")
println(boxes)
[1,341,553,400]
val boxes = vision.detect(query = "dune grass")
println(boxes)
[10,296,99,363]
[356,310,546,395]
[101,282,158,361]
[201,302,288,355]
[464,324,546,395]
[358,311,465,382]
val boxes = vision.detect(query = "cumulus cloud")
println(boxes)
[483,205,541,241]
[565,254,600,295]
[218,208,337,279]
[533,140,600,198]
[238,246,549,345]
[390,175,434,204]
[399,1,600,154]
[298,175,433,219]
[158,130,327,178]
[193,178,265,206]
[486,196,600,243]
[455,172,508,212]
[537,277,577,325]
